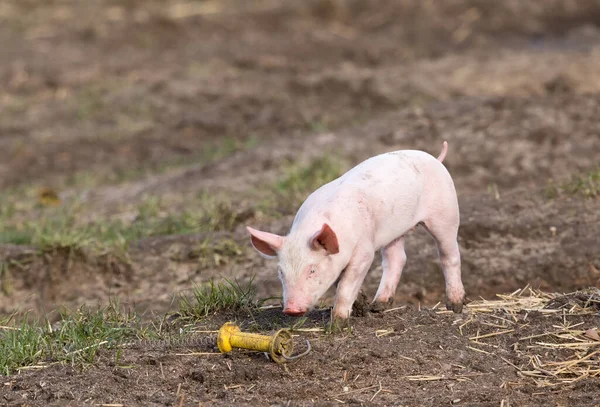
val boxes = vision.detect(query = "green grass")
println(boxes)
[269,154,345,214]
[0,153,347,375]
[0,276,261,375]
[102,136,257,186]
[75,85,107,121]
[308,120,329,133]
[276,155,344,195]
[2,154,341,255]
[0,262,13,296]
[178,277,258,319]
[0,318,46,376]
[0,154,344,285]
[0,192,244,256]
[0,135,258,210]
[0,302,147,376]
[0,132,258,254]
[189,238,244,269]
[545,170,600,199]
[0,211,144,254]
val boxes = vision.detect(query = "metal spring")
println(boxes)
[106,334,218,350]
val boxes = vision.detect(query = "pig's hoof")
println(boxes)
[327,316,351,333]
[446,300,464,314]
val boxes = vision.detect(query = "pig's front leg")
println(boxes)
[331,248,375,323]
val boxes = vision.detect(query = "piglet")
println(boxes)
[247,141,465,322]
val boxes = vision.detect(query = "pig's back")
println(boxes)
[332,150,446,247]
[293,149,450,248]
[338,150,441,197]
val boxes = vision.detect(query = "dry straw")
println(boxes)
[436,285,600,387]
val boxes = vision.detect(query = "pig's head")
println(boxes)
[246,223,343,316]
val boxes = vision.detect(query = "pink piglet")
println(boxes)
[247,141,466,322]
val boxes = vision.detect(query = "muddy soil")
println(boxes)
[4,293,600,407]
[1,0,600,405]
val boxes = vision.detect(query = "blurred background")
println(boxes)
[1,0,599,319]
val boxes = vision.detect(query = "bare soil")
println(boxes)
[1,0,600,405]
[4,293,600,407]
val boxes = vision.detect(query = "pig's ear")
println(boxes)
[247,226,284,259]
[310,223,340,255]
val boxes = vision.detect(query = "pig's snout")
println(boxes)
[282,302,307,316]
[283,307,307,316]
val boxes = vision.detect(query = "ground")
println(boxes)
[0,0,600,406]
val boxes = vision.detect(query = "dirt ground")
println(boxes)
[1,0,600,405]
[3,290,600,407]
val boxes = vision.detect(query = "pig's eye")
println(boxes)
[310,267,316,274]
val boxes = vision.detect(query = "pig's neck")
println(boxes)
[290,210,329,236]
[290,210,361,263]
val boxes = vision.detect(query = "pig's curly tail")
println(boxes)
[437,141,448,162]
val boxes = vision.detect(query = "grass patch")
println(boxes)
[68,135,259,188]
[0,209,150,255]
[188,238,244,269]
[545,170,600,199]
[0,135,258,209]
[0,262,13,296]
[276,155,344,195]
[308,120,329,133]
[115,193,242,247]
[105,136,255,185]
[137,192,244,236]
[270,154,345,214]
[0,302,148,376]
[0,192,245,256]
[0,316,45,376]
[0,276,322,375]
[179,277,258,319]
[0,277,261,375]
[0,131,259,254]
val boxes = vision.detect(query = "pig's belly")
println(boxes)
[357,173,426,250]
[370,195,422,250]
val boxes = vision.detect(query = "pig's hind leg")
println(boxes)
[372,237,406,305]
[422,209,466,313]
